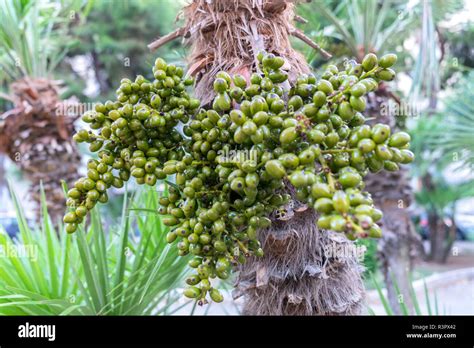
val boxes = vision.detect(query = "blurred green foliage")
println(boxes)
[297,0,418,69]
[62,0,185,101]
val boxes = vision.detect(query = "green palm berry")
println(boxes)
[358,138,376,153]
[317,215,332,229]
[317,79,334,94]
[383,160,399,171]
[265,160,286,179]
[349,96,366,112]
[298,148,315,165]
[311,183,332,199]
[63,212,77,224]
[280,127,297,144]
[368,224,382,238]
[362,53,378,71]
[332,190,350,213]
[65,223,78,234]
[330,215,346,232]
[371,124,391,143]
[375,144,393,160]
[184,287,201,299]
[379,53,397,68]
[376,68,395,81]
[313,91,327,107]
[388,131,411,148]
[314,198,334,214]
[400,149,415,164]
[339,172,362,188]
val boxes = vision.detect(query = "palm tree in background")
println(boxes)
[0,0,89,222]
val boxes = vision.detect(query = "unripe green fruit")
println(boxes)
[362,53,378,71]
[372,208,383,222]
[188,257,202,268]
[317,79,334,94]
[265,160,286,179]
[289,171,307,188]
[213,92,231,111]
[332,190,350,213]
[233,74,247,88]
[210,288,224,303]
[368,224,382,238]
[279,153,299,169]
[383,160,399,171]
[379,53,397,68]
[63,212,77,223]
[349,96,366,112]
[317,215,332,229]
[216,71,232,85]
[339,172,362,188]
[330,215,346,232]
[280,127,297,144]
[314,198,334,214]
[213,78,228,93]
[311,183,332,199]
[184,287,201,299]
[350,83,367,97]
[388,131,411,148]
[75,206,88,218]
[288,95,303,110]
[166,231,177,243]
[230,109,246,125]
[400,149,415,164]
[376,68,395,81]
[65,223,77,234]
[358,138,376,153]
[298,149,315,165]
[371,124,391,143]
[242,120,257,135]
[313,91,326,107]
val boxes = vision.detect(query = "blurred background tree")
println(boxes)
[0,0,90,222]
[61,0,186,101]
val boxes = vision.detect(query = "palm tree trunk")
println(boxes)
[0,77,81,223]
[364,92,420,314]
[160,0,365,315]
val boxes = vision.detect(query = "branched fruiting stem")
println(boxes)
[321,149,355,154]
[318,154,335,191]
[191,161,210,166]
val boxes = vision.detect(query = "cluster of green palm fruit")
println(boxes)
[63,58,198,233]
[64,51,413,304]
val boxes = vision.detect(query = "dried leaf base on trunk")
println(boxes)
[0,78,80,222]
[236,207,365,315]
